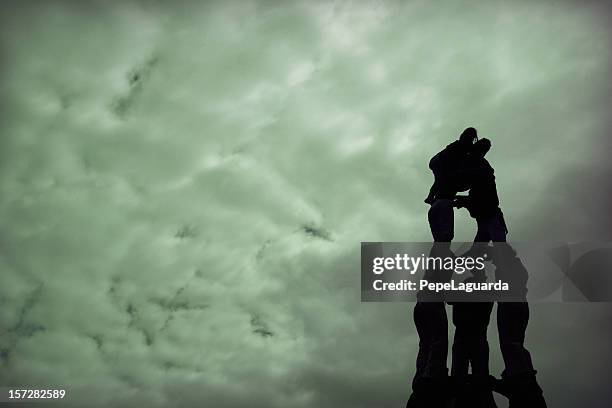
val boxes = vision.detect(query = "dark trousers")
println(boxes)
[451,302,494,377]
[449,210,501,378]
[412,200,454,386]
[475,211,507,242]
[497,302,535,377]
[413,302,449,383]
[472,210,535,377]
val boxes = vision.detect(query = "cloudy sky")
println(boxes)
[1,1,611,407]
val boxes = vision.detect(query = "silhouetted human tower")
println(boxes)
[455,138,547,408]
[424,127,477,204]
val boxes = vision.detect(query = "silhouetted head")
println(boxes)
[473,138,491,157]
[458,127,478,146]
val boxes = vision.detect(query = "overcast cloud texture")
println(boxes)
[1,1,612,407]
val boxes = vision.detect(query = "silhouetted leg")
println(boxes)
[414,302,449,380]
[495,305,546,408]
[453,217,493,377]
[413,304,431,383]
[452,302,497,408]
[486,212,507,243]
[492,244,532,375]
[409,301,450,408]
[412,247,452,404]
[451,303,470,378]
[428,199,454,242]
[419,211,454,380]
[425,179,440,204]
[425,158,443,203]
[460,217,491,260]
[492,243,546,407]
[497,302,534,376]
[475,217,492,242]
[451,302,493,375]
[468,302,494,377]
[407,199,453,407]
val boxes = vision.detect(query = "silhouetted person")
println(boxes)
[410,129,483,407]
[451,139,497,408]
[406,199,454,408]
[455,138,506,244]
[450,289,496,408]
[455,138,547,408]
[424,127,478,204]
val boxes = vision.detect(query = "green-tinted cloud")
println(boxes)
[1,1,611,407]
